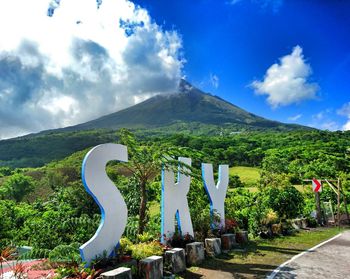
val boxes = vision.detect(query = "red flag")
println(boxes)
[312,178,322,192]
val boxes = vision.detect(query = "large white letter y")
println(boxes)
[202,163,229,228]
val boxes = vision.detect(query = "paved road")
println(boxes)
[271,231,350,279]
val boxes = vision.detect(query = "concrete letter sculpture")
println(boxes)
[202,163,229,228]
[161,157,194,243]
[80,144,128,265]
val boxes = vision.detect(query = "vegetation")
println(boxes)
[0,128,349,277]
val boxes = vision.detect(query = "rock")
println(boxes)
[186,242,205,266]
[100,267,132,279]
[301,218,307,229]
[205,238,221,257]
[271,223,282,235]
[139,255,163,279]
[292,218,302,230]
[164,248,186,274]
[221,234,237,250]
[235,231,249,244]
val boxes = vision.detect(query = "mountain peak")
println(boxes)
[60,80,310,133]
[179,79,194,93]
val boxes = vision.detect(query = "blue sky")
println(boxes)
[0,0,349,139]
[135,0,350,130]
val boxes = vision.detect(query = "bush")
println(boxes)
[119,237,133,255]
[129,241,163,260]
[48,244,81,263]
[267,186,304,219]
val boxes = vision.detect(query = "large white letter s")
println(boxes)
[80,144,128,265]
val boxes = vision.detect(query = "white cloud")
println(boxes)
[288,114,302,121]
[320,121,339,131]
[0,0,184,139]
[337,102,350,130]
[308,109,340,131]
[313,112,324,121]
[337,102,350,117]
[343,122,350,131]
[251,45,319,108]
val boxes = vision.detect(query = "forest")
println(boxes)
[0,129,349,277]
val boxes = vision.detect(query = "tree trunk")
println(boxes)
[138,180,147,234]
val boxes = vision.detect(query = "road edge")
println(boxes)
[266,232,343,279]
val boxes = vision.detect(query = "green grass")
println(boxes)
[230,166,260,187]
[184,227,345,278]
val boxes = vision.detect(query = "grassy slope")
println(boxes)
[185,227,344,278]
[230,166,260,187]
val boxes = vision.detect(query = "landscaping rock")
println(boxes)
[139,255,163,279]
[271,223,282,235]
[186,242,205,266]
[235,231,249,244]
[301,218,307,229]
[100,267,132,279]
[164,248,186,274]
[221,233,237,250]
[292,218,302,230]
[205,238,221,257]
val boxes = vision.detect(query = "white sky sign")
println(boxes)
[81,144,229,264]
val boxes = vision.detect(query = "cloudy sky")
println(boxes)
[0,0,349,139]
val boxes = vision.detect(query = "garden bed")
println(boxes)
[181,227,344,278]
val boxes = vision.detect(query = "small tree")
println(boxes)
[118,129,194,234]
[267,185,304,219]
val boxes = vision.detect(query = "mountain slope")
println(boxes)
[61,80,308,132]
[0,80,312,168]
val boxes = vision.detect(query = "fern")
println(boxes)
[62,214,100,230]
[125,216,138,242]
[19,248,50,260]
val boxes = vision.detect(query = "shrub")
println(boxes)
[48,244,81,264]
[267,186,304,219]
[137,232,154,243]
[130,241,163,260]
[119,238,133,255]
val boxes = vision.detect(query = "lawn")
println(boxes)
[183,227,344,278]
[230,166,260,187]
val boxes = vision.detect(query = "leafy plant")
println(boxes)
[129,241,164,260]
[48,244,81,264]
[137,232,154,243]
[0,246,16,277]
[12,262,27,279]
[119,238,133,256]
[267,186,305,219]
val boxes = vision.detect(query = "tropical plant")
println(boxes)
[129,241,163,261]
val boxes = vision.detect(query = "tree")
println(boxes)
[267,185,304,219]
[118,129,195,234]
[0,173,34,202]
